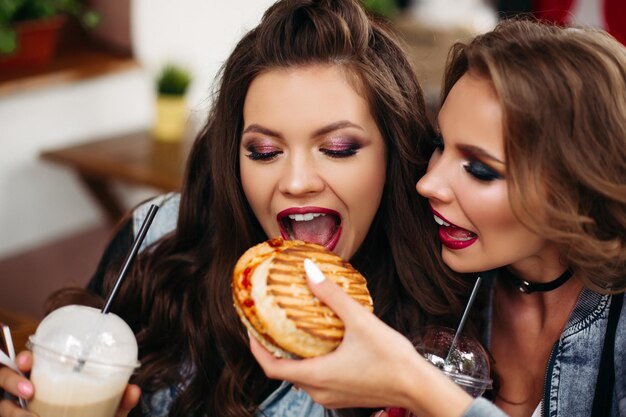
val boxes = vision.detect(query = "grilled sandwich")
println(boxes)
[233,237,373,358]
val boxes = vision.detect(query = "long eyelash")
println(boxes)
[321,148,358,158]
[246,150,281,161]
[463,161,503,182]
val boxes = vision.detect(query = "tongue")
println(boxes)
[290,216,337,245]
[443,225,476,240]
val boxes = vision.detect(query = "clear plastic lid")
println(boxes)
[415,326,492,397]
[30,305,139,368]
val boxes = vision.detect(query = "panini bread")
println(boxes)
[232,237,373,358]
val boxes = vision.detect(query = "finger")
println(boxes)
[0,398,35,416]
[0,367,33,399]
[248,334,300,378]
[14,352,32,373]
[249,334,279,368]
[114,384,141,417]
[304,259,369,321]
[249,333,319,382]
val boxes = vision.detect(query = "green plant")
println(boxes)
[360,0,398,18]
[156,64,192,96]
[0,0,99,54]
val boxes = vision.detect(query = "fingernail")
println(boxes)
[304,259,326,284]
[16,353,28,366]
[17,380,33,396]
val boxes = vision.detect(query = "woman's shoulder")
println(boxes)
[132,192,181,249]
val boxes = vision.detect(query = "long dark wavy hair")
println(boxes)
[51,1,475,416]
[442,19,626,292]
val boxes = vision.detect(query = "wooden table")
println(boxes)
[41,130,191,224]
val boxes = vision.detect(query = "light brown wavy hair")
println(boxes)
[442,19,626,292]
[50,1,475,416]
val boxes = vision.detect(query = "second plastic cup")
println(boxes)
[417,325,492,397]
[387,326,492,417]
[26,305,139,417]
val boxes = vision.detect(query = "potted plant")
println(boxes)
[361,0,398,18]
[0,0,99,70]
[153,63,192,143]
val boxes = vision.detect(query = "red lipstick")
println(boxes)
[430,207,478,250]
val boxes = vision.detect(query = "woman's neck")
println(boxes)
[496,272,583,323]
[490,274,584,417]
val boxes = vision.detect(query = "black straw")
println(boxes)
[101,204,159,314]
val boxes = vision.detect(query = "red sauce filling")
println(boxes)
[242,266,252,289]
[268,237,283,247]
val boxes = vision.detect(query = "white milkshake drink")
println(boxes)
[27,305,139,417]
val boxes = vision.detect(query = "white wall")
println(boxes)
[0,70,152,259]
[0,0,275,259]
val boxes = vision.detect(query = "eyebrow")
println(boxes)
[242,124,282,137]
[242,120,364,138]
[457,144,505,165]
[312,120,364,137]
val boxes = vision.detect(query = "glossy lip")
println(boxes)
[276,207,342,251]
[430,206,478,250]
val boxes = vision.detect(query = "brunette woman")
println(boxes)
[0,1,470,416]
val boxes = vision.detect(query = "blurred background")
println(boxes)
[0,0,623,336]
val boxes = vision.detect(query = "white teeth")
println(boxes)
[288,213,326,222]
[433,214,450,227]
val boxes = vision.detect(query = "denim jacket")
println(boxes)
[131,194,327,417]
[464,277,626,417]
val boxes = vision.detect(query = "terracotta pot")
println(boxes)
[153,95,188,142]
[87,0,132,54]
[0,15,66,72]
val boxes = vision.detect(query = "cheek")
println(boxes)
[465,187,544,265]
[339,154,386,232]
[240,160,270,219]
[459,184,514,238]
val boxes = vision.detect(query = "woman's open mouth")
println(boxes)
[277,207,342,251]
[431,209,478,250]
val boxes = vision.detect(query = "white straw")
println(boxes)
[1,324,27,409]
[445,276,483,365]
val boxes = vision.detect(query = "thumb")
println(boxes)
[115,384,141,417]
[303,258,369,321]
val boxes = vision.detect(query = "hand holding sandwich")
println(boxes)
[249,260,473,417]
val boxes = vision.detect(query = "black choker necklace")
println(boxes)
[502,268,573,294]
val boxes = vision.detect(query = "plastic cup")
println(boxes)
[26,305,139,417]
[417,326,492,397]
[387,326,492,417]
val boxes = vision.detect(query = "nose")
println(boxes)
[278,152,325,197]
[415,155,453,203]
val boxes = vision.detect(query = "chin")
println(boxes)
[442,252,477,274]
[335,247,351,260]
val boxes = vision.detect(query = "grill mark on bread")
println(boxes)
[233,238,373,357]
[264,243,371,341]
